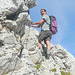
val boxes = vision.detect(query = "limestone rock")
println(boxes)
[21,26,39,51]
[0,30,17,45]
[0,0,37,37]
[41,70,54,75]
[0,0,75,75]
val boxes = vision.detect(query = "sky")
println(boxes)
[30,0,75,57]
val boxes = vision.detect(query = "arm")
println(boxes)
[30,24,41,28]
[32,19,45,25]
[30,19,45,28]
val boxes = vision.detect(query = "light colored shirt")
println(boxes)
[41,14,50,31]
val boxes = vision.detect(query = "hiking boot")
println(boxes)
[46,54,50,59]
[46,50,51,59]
[39,48,46,56]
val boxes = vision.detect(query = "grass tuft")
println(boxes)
[61,71,71,75]
[35,64,40,70]
[54,64,56,66]
[51,68,56,72]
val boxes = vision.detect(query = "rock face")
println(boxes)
[0,0,75,75]
[0,0,36,37]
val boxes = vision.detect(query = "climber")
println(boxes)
[30,9,52,59]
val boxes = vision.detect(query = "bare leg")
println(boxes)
[38,40,42,49]
[38,40,43,52]
[45,40,51,50]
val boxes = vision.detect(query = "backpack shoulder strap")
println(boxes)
[49,16,53,27]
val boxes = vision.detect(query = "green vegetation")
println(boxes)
[42,58,44,62]
[61,71,71,75]
[3,73,6,75]
[59,68,62,70]
[4,52,6,56]
[54,64,56,66]
[51,68,56,72]
[35,64,40,70]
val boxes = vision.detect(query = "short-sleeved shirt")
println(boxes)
[41,14,50,31]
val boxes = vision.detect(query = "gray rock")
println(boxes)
[29,50,42,64]
[0,32,17,45]
[0,0,37,37]
[0,0,75,75]
[42,70,54,75]
[2,57,23,74]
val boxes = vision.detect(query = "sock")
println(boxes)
[39,48,43,52]
[47,50,50,54]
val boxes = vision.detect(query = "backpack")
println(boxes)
[49,15,57,35]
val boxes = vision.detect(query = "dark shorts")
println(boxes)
[38,30,52,41]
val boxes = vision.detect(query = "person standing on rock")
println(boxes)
[30,9,52,59]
